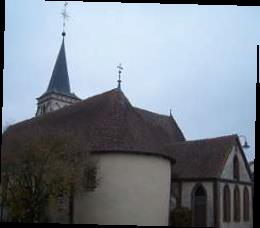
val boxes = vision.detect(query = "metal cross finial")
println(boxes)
[117,63,123,89]
[61,1,69,36]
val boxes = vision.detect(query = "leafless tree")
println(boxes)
[1,124,99,223]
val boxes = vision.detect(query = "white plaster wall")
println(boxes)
[73,153,172,225]
[181,181,214,227]
[219,182,253,228]
[221,146,251,182]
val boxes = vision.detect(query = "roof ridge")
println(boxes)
[10,88,128,129]
[167,134,238,146]
[134,107,170,118]
[79,88,131,106]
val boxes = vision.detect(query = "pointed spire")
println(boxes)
[46,1,71,95]
[46,37,71,95]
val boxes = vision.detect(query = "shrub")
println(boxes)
[170,206,192,227]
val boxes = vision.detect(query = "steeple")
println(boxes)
[35,2,80,117]
[47,1,70,95]
[46,37,71,95]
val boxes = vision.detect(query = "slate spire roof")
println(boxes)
[37,35,79,100]
[46,37,71,95]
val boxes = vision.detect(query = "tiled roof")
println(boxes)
[4,88,185,162]
[134,107,185,142]
[4,88,251,180]
[167,135,247,179]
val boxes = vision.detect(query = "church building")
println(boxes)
[3,21,253,227]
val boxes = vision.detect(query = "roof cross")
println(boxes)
[117,63,123,89]
[61,1,69,36]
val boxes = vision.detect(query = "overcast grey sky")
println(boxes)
[4,1,258,161]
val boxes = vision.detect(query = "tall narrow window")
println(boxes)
[192,184,207,227]
[243,187,250,221]
[234,185,240,222]
[233,156,239,180]
[223,185,231,222]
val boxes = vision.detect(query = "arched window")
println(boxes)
[243,186,250,221]
[233,155,239,180]
[223,185,231,222]
[192,184,207,227]
[234,185,240,222]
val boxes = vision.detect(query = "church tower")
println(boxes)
[36,3,80,116]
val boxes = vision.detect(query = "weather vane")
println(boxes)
[61,1,69,36]
[117,63,123,89]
